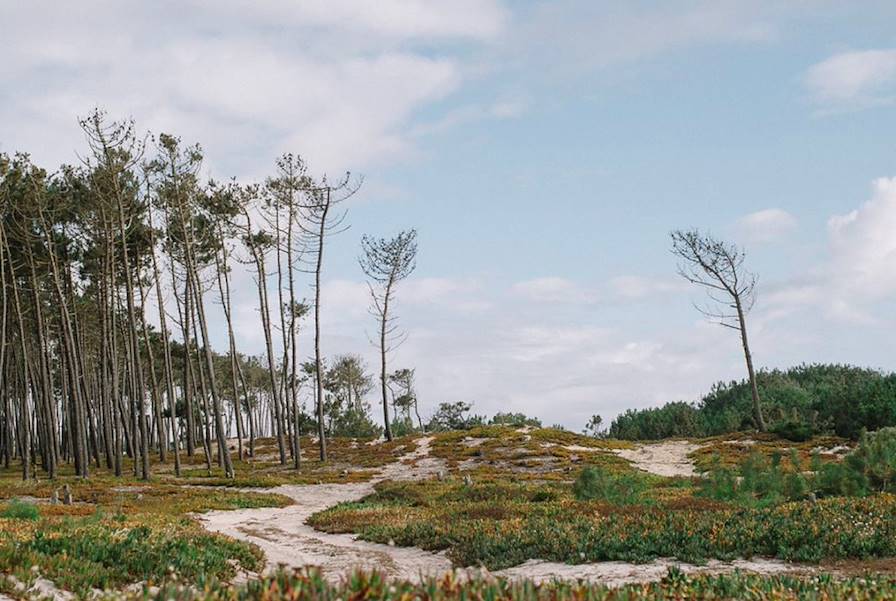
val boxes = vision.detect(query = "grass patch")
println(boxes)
[0,499,39,521]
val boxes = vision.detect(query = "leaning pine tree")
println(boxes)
[359,230,418,441]
[671,229,766,432]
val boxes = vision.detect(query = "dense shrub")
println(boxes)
[329,406,384,438]
[489,412,542,428]
[608,402,705,440]
[701,428,896,502]
[770,420,814,442]
[699,450,812,506]
[572,466,648,505]
[427,402,485,432]
[609,364,896,440]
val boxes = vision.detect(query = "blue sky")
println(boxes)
[3,1,896,429]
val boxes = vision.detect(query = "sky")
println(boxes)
[3,1,896,430]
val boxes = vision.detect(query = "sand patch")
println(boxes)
[612,440,703,477]
[200,436,451,581]
[493,557,812,586]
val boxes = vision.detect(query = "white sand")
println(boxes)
[200,437,453,581]
[612,440,704,477]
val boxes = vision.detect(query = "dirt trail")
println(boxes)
[201,436,808,585]
[200,437,453,581]
[493,557,813,585]
[612,440,703,477]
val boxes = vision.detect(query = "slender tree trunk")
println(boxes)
[149,212,181,476]
[252,247,287,464]
[215,240,244,462]
[380,282,394,441]
[735,297,766,432]
[313,190,329,461]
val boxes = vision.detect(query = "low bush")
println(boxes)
[0,499,39,521]
[573,466,648,505]
[770,420,814,442]
[699,450,812,506]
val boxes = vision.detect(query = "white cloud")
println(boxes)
[736,208,798,243]
[0,1,506,177]
[827,177,896,299]
[203,0,509,41]
[512,277,597,304]
[760,177,896,325]
[805,49,896,112]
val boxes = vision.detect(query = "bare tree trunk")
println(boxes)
[252,247,287,465]
[148,213,181,475]
[313,191,329,461]
[736,298,766,432]
[380,284,393,441]
[215,240,244,462]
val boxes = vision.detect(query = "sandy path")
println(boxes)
[201,435,809,586]
[612,440,703,477]
[199,437,453,581]
[493,557,813,585]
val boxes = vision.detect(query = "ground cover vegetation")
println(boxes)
[0,485,288,597]
[55,567,896,601]
[309,426,896,570]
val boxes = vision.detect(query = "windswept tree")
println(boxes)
[359,230,418,441]
[300,175,358,461]
[389,368,422,430]
[671,229,766,432]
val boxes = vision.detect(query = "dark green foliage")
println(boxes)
[702,428,896,502]
[814,427,896,496]
[389,416,418,437]
[770,420,814,442]
[427,402,484,431]
[572,466,648,505]
[0,499,39,520]
[609,364,896,440]
[489,412,542,428]
[609,402,705,440]
[329,406,383,439]
[700,450,812,506]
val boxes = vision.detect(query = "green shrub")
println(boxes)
[1,499,39,520]
[814,427,896,497]
[770,420,813,442]
[700,449,811,505]
[610,364,896,440]
[572,466,647,504]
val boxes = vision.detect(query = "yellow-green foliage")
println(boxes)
[690,432,849,473]
[429,426,632,477]
[0,481,289,596]
[310,469,896,569]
